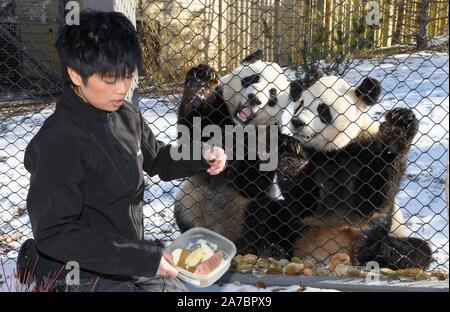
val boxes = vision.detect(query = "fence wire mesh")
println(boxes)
[0,0,449,286]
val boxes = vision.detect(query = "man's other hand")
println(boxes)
[203,145,227,175]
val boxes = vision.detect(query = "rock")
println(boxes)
[303,261,315,269]
[279,259,290,268]
[255,258,269,273]
[347,267,362,277]
[268,257,284,271]
[231,255,242,269]
[415,271,431,281]
[240,254,258,265]
[236,263,254,274]
[233,280,242,286]
[396,268,425,278]
[303,256,317,265]
[268,257,279,266]
[283,263,304,275]
[267,263,282,274]
[290,257,301,264]
[233,254,259,273]
[303,268,314,276]
[317,267,333,276]
[430,276,439,281]
[14,208,24,217]
[335,264,357,277]
[380,268,397,277]
[297,282,306,292]
[431,269,448,281]
[256,257,269,266]
[331,253,351,271]
[255,280,266,289]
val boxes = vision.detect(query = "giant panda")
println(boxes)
[275,75,433,269]
[174,50,300,255]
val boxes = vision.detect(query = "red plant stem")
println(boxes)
[1,258,10,292]
[44,265,65,292]
[91,276,100,292]
[9,271,13,292]
[19,267,28,292]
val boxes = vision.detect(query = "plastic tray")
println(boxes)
[165,227,237,287]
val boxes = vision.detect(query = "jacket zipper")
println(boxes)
[106,113,142,238]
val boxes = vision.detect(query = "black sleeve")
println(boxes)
[140,113,209,181]
[24,132,163,278]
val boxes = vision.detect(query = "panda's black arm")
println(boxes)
[376,108,419,156]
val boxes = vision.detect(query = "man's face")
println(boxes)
[68,68,133,112]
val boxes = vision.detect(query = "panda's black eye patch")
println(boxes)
[293,100,304,115]
[268,88,277,107]
[241,74,260,88]
[317,103,332,124]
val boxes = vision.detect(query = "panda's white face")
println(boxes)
[289,76,379,151]
[221,60,290,126]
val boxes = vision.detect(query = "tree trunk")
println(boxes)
[392,0,405,45]
[417,0,431,50]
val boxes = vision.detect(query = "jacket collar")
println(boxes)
[56,85,111,121]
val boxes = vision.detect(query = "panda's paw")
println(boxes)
[351,214,391,266]
[185,64,217,84]
[278,133,303,155]
[385,108,419,141]
[278,133,308,177]
[278,156,308,177]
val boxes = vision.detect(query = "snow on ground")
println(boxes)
[0,52,449,292]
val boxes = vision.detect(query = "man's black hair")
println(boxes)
[55,10,142,86]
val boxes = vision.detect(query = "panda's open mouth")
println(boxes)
[235,105,256,123]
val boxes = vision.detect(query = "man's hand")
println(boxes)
[156,253,178,277]
[203,145,227,175]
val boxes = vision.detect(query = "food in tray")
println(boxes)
[170,239,225,275]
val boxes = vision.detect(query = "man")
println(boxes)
[17,10,226,292]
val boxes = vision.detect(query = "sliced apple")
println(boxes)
[184,247,204,268]
[200,241,215,261]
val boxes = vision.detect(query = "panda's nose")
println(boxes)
[291,117,305,129]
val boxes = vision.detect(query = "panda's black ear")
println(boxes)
[290,79,304,101]
[241,50,263,65]
[355,77,381,105]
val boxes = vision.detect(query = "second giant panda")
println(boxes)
[276,75,433,269]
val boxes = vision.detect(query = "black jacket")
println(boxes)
[24,86,208,281]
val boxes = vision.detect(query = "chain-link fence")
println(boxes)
[0,0,449,288]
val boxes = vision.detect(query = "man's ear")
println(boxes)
[67,67,83,87]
